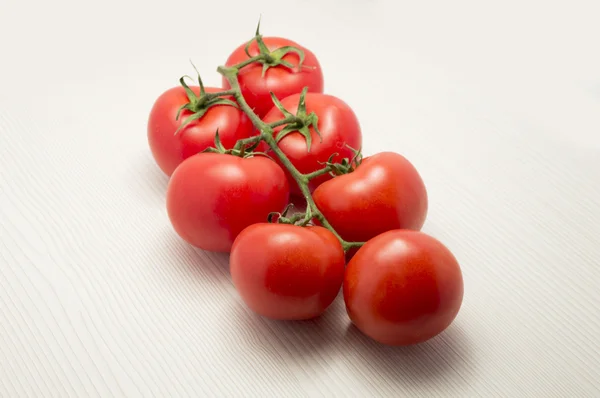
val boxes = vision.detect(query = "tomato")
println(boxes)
[262,92,362,195]
[147,85,254,176]
[230,223,345,320]
[166,153,289,252]
[222,37,324,117]
[344,230,464,346]
[313,152,428,243]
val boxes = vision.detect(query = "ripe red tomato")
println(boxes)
[313,152,428,243]
[262,92,362,195]
[344,230,464,346]
[166,153,289,252]
[147,85,254,176]
[230,223,345,320]
[222,37,324,117]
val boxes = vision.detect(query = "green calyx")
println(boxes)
[271,87,322,152]
[319,146,363,176]
[174,64,239,135]
[267,204,312,227]
[244,19,306,77]
[202,130,264,159]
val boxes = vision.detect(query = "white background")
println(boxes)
[1,0,600,396]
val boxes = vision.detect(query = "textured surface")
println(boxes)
[1,0,600,396]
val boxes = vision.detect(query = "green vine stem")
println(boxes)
[215,64,364,252]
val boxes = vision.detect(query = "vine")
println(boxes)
[178,26,365,252]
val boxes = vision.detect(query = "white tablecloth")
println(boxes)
[1,0,599,396]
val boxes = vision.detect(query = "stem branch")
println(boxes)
[217,64,364,252]
[233,55,265,70]
[304,166,332,180]
[269,116,300,128]
[208,89,237,97]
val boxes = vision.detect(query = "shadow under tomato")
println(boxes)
[343,320,474,386]
[234,292,347,362]
[127,151,170,206]
[154,227,232,289]
[185,246,232,285]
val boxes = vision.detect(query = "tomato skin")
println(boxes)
[147,85,254,176]
[222,37,324,118]
[230,223,345,320]
[344,230,464,346]
[166,153,289,252]
[262,93,362,195]
[313,152,428,243]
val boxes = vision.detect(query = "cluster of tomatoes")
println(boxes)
[146,25,464,346]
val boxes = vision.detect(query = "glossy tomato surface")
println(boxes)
[230,223,345,320]
[166,153,289,252]
[313,152,428,243]
[262,92,362,195]
[222,37,324,117]
[148,85,254,176]
[344,230,463,346]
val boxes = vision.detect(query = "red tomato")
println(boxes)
[230,223,345,320]
[222,37,324,117]
[313,152,428,243]
[344,230,464,346]
[147,85,254,176]
[166,153,289,252]
[262,93,362,195]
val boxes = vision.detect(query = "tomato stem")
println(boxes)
[303,166,332,180]
[231,55,264,71]
[268,116,301,128]
[217,65,364,252]
[206,89,237,98]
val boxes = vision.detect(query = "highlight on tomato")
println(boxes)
[313,151,428,243]
[166,152,290,253]
[147,77,254,176]
[344,230,464,346]
[222,24,324,118]
[230,223,345,320]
